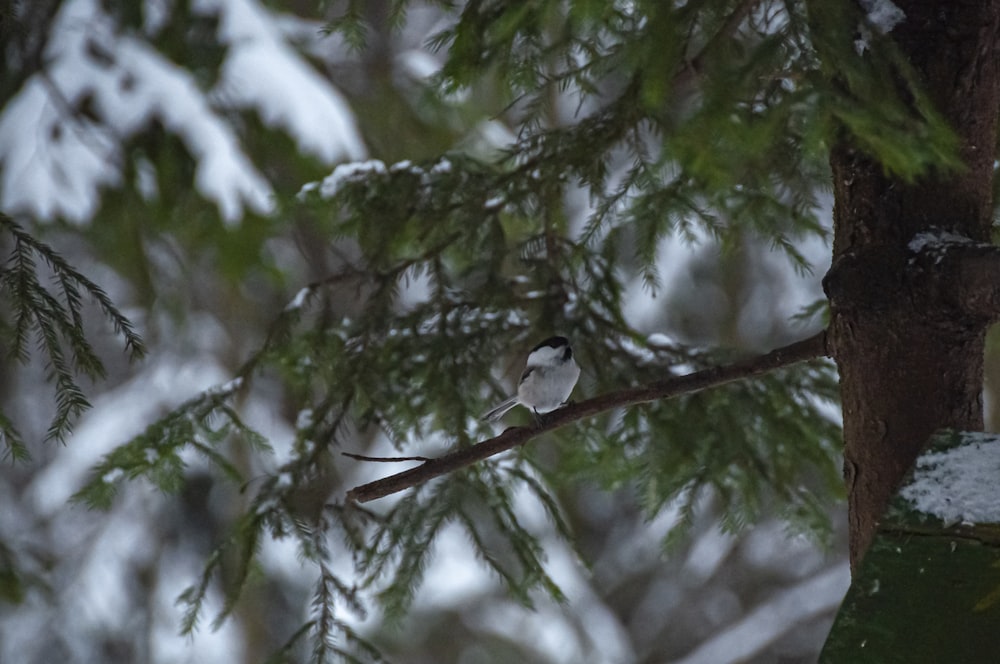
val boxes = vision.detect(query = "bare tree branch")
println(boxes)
[346,330,828,503]
[342,452,432,463]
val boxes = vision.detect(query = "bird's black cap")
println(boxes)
[531,336,570,352]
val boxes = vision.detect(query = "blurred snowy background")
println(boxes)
[0,1,849,662]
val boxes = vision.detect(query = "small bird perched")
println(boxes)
[481,336,581,422]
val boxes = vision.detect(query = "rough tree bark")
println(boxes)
[823,0,1000,569]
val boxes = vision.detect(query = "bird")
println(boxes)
[481,336,580,422]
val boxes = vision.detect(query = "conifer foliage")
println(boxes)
[0,214,145,460]
[1,0,973,661]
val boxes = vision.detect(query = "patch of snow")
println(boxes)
[134,156,159,201]
[276,471,293,488]
[285,286,312,311]
[143,0,171,33]
[507,310,530,327]
[397,48,442,81]
[647,332,675,347]
[908,229,973,254]
[431,157,453,174]
[311,159,388,199]
[0,77,119,222]
[0,0,275,223]
[0,0,367,224]
[208,376,244,395]
[203,0,365,164]
[390,159,417,173]
[899,433,1000,525]
[860,0,906,34]
[295,408,314,430]
[907,229,984,267]
[397,264,434,310]
[467,119,517,157]
[102,468,125,484]
[854,30,872,57]
[614,336,658,364]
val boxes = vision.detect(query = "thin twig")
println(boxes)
[681,0,759,82]
[346,330,828,503]
[341,452,432,463]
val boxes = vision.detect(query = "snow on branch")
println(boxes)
[906,231,1000,321]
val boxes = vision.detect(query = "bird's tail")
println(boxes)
[481,396,519,422]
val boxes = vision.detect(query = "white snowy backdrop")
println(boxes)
[0,1,851,662]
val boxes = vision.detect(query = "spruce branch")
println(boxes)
[0,213,146,450]
[0,214,146,361]
[676,0,760,91]
[347,330,828,503]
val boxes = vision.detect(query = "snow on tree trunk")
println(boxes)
[821,430,1000,660]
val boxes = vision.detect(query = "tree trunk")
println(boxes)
[824,0,1000,570]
